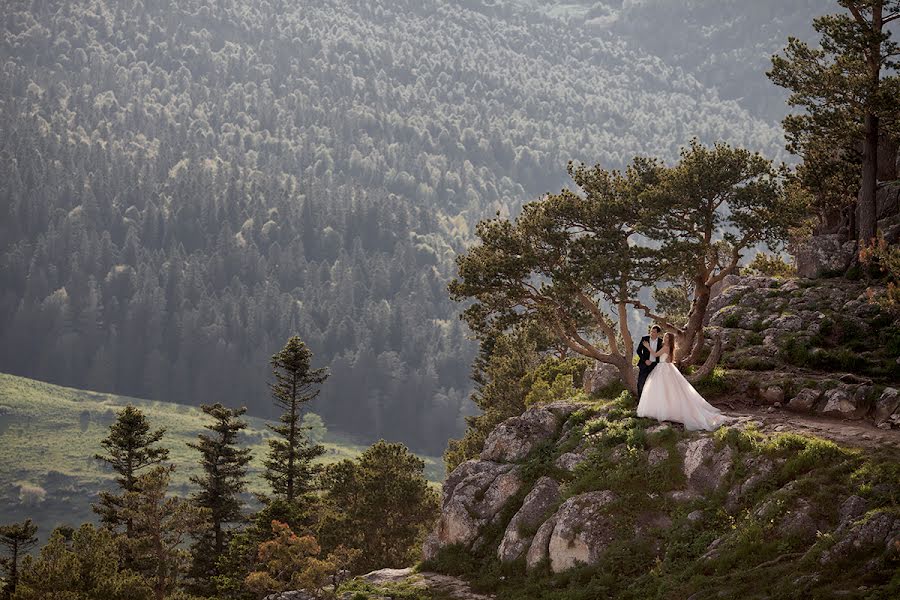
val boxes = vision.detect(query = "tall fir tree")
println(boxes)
[264,336,328,502]
[0,520,38,600]
[768,0,900,245]
[187,403,253,595]
[93,405,170,537]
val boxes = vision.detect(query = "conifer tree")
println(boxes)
[93,405,170,537]
[10,524,152,600]
[318,441,439,574]
[187,403,253,594]
[264,336,328,502]
[0,520,38,600]
[768,0,900,244]
[123,466,207,600]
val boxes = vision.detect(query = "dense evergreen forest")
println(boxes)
[0,0,809,453]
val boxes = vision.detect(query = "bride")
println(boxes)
[636,333,730,431]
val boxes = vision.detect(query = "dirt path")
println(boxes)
[718,403,900,451]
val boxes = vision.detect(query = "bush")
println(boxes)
[741,252,796,278]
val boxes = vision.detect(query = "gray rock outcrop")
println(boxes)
[497,476,561,562]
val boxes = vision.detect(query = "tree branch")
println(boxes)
[627,297,683,335]
[576,291,620,355]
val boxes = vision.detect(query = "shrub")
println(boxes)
[741,252,797,278]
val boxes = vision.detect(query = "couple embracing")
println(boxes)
[635,326,730,432]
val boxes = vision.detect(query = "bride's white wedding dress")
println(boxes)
[636,354,730,431]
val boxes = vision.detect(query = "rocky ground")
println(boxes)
[417,395,899,599]
[703,274,900,430]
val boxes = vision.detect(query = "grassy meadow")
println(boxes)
[0,372,443,541]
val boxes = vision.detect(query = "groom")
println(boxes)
[636,325,662,399]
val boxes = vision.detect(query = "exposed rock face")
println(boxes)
[788,388,822,412]
[820,510,900,566]
[874,387,900,427]
[554,451,588,472]
[876,181,900,220]
[582,361,619,394]
[820,387,870,420]
[498,476,561,562]
[678,438,733,493]
[725,455,774,513]
[544,491,617,573]
[794,234,856,279]
[423,460,522,559]
[480,403,577,463]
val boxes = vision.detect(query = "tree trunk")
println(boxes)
[687,333,723,383]
[621,360,637,398]
[858,112,880,245]
[287,379,296,502]
[677,279,712,364]
[9,543,18,598]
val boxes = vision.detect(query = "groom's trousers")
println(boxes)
[636,362,657,399]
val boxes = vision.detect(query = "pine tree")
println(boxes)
[0,520,38,600]
[768,0,900,244]
[93,405,170,537]
[318,441,439,574]
[10,524,152,600]
[264,336,328,502]
[187,403,253,594]
[123,466,207,600]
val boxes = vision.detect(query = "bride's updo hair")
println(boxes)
[663,332,675,359]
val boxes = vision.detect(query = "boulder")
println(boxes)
[668,489,702,503]
[788,388,822,413]
[678,437,734,492]
[554,452,588,473]
[794,234,856,278]
[836,495,868,534]
[498,477,561,562]
[545,490,617,572]
[873,387,900,426]
[481,407,560,463]
[770,314,802,332]
[819,387,870,420]
[647,447,669,467]
[725,456,774,513]
[760,386,785,405]
[423,460,522,559]
[776,497,819,542]
[525,514,557,569]
[582,361,620,394]
[263,592,317,600]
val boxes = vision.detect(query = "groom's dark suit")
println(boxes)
[636,335,662,399]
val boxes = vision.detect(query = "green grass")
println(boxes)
[0,372,443,539]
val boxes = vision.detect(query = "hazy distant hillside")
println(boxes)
[0,372,442,540]
[1,0,801,453]
[515,0,822,121]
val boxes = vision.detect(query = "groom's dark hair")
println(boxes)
[651,325,662,332]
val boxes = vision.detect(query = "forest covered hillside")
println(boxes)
[0,0,810,454]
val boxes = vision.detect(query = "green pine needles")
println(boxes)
[264,336,329,502]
